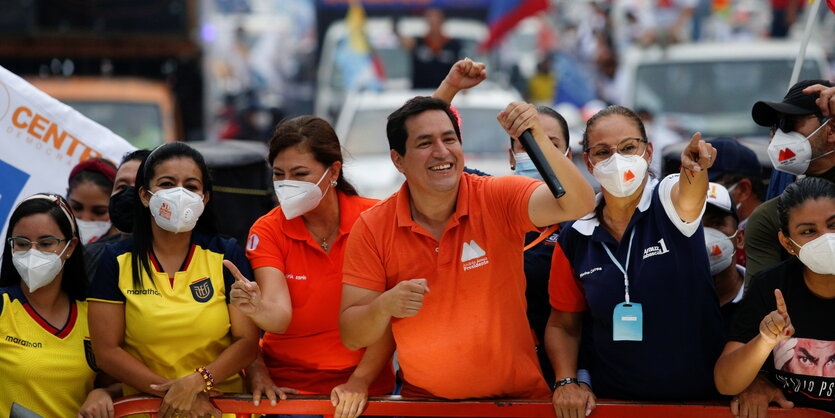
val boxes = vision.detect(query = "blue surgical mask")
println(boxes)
[512,152,543,181]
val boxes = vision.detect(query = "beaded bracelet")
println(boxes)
[195,367,214,392]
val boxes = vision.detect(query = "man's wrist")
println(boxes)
[555,377,579,388]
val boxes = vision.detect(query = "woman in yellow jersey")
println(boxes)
[0,193,119,417]
[89,142,260,418]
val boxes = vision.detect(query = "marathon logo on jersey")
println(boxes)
[642,238,670,259]
[84,338,99,372]
[285,273,307,281]
[5,335,42,348]
[246,234,259,251]
[189,277,214,303]
[158,203,172,221]
[127,288,161,296]
[461,240,489,271]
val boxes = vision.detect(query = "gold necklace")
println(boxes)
[308,224,338,252]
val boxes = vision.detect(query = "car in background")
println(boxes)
[619,41,830,176]
[316,16,488,123]
[29,77,181,149]
[335,85,522,199]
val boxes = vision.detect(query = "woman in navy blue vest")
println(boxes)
[545,106,726,416]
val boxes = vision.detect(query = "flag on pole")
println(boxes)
[479,0,549,52]
[335,1,385,91]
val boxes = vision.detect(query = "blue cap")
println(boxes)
[707,137,761,181]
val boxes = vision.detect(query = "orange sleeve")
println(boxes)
[490,175,541,235]
[342,216,388,292]
[549,243,588,312]
[245,214,286,272]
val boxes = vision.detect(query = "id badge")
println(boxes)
[613,302,643,341]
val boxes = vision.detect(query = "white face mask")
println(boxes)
[12,243,70,293]
[704,227,737,276]
[148,187,205,233]
[768,118,832,175]
[76,219,111,244]
[790,233,835,275]
[274,168,332,220]
[592,152,648,198]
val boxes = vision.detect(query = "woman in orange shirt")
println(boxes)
[230,116,394,418]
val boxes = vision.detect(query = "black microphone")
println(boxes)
[518,130,566,198]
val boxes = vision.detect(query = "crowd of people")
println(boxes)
[0,58,834,418]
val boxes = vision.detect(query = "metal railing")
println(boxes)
[113,395,835,417]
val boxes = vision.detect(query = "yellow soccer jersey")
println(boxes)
[89,233,249,395]
[0,286,97,417]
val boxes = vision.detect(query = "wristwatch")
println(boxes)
[555,377,579,388]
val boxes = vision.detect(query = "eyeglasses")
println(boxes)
[585,137,648,164]
[8,237,66,253]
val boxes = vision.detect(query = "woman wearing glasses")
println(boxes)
[545,106,726,416]
[0,194,119,417]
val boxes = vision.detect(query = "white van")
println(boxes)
[619,41,830,173]
[315,17,488,123]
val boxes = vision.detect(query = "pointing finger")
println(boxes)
[775,289,788,315]
[223,260,248,283]
[688,132,702,148]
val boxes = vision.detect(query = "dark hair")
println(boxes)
[131,142,218,289]
[582,105,647,151]
[508,106,571,149]
[120,149,152,167]
[537,105,570,145]
[777,177,835,236]
[67,159,117,199]
[386,96,461,156]
[268,116,357,196]
[583,106,649,221]
[1,194,87,301]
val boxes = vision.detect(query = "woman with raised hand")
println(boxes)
[88,142,259,418]
[715,177,835,415]
[0,193,119,417]
[232,115,394,418]
[546,105,726,417]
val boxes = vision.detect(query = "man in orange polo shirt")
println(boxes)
[339,96,596,399]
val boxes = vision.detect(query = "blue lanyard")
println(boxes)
[602,228,636,304]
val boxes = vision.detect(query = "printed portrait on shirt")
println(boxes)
[774,338,835,378]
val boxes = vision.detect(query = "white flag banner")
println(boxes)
[0,65,135,259]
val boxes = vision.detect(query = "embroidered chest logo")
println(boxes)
[642,238,670,259]
[189,277,214,302]
[461,240,489,271]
